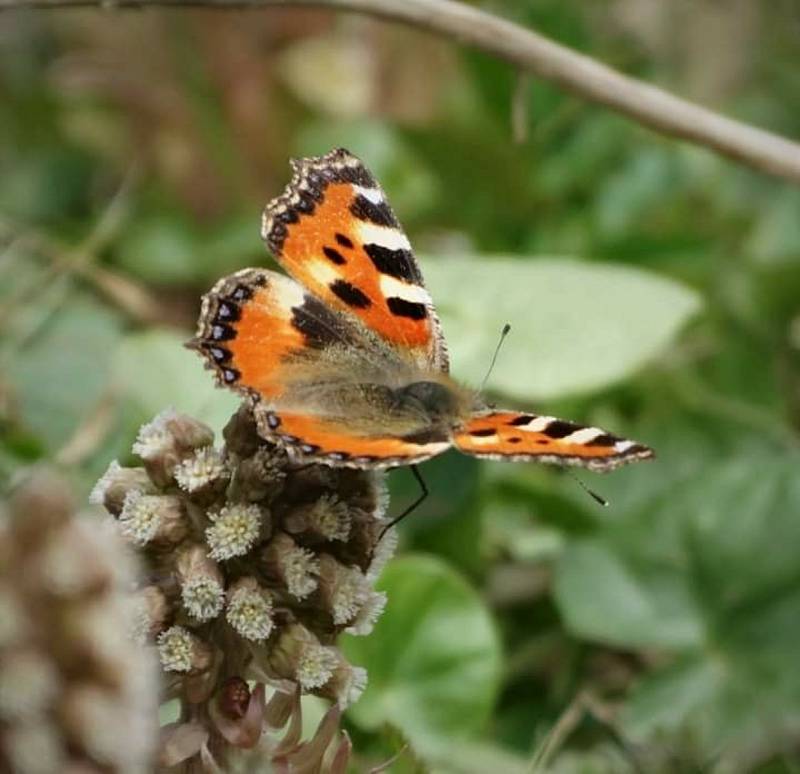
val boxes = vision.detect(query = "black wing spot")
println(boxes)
[336,164,375,187]
[587,434,617,447]
[364,243,419,282]
[387,297,427,320]
[507,437,522,444]
[543,420,581,439]
[222,368,240,383]
[335,233,354,249]
[300,444,320,454]
[294,192,315,214]
[470,428,496,438]
[290,295,359,348]
[323,246,347,265]
[508,414,536,426]
[266,413,281,429]
[331,280,371,309]
[350,196,398,227]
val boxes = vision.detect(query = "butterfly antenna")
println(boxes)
[568,471,609,507]
[479,323,512,395]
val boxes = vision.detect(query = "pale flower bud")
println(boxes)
[132,408,215,486]
[174,446,229,496]
[317,554,371,626]
[157,626,213,675]
[268,624,338,692]
[88,460,152,516]
[262,532,319,599]
[118,491,188,547]
[205,503,265,561]
[284,493,351,543]
[226,577,274,643]
[176,544,225,622]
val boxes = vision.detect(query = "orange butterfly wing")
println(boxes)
[189,267,450,468]
[455,412,654,471]
[261,148,448,372]
[189,267,379,401]
[259,410,450,468]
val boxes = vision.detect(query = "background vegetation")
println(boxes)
[2,1,800,770]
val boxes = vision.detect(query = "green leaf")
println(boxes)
[343,555,502,755]
[424,256,701,401]
[112,329,239,434]
[7,294,123,451]
[554,539,703,649]
[554,450,800,758]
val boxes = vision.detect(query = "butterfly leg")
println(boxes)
[378,465,428,542]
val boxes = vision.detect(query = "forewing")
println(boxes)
[261,148,448,372]
[454,411,654,471]
[259,409,451,469]
[188,267,383,401]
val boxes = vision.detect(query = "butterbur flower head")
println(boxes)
[132,408,216,486]
[93,404,396,770]
[269,624,338,691]
[182,576,225,622]
[177,544,225,622]
[0,470,158,773]
[118,491,188,547]
[206,503,264,560]
[319,553,371,626]
[286,493,351,542]
[226,578,274,642]
[324,663,369,708]
[346,590,388,636]
[174,445,229,494]
[263,531,320,599]
[118,490,161,545]
[89,459,153,515]
[158,626,212,675]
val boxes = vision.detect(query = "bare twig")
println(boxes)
[2,0,800,183]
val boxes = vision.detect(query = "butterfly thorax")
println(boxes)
[394,380,469,424]
[277,372,475,439]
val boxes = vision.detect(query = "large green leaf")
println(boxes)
[553,451,800,759]
[7,293,123,451]
[343,555,502,755]
[423,257,701,401]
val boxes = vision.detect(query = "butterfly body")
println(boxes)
[190,148,654,472]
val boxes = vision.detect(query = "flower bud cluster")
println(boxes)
[0,470,158,774]
[92,404,396,769]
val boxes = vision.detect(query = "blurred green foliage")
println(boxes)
[2,1,799,771]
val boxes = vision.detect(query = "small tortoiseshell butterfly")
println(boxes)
[189,148,654,473]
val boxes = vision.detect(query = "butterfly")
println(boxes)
[189,148,654,475]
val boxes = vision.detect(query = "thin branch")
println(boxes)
[3,0,800,184]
